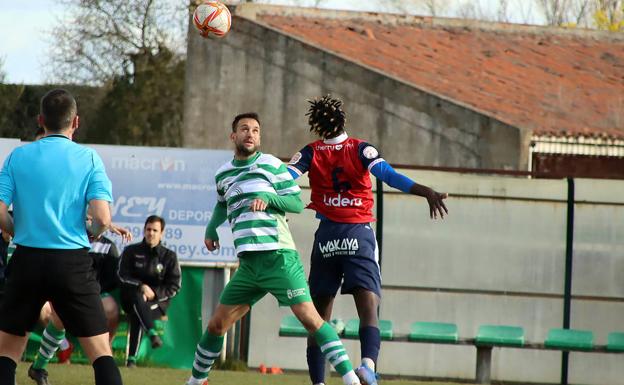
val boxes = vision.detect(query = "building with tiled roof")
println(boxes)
[183,3,624,177]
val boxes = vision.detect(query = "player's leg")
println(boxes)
[51,249,122,385]
[0,331,29,385]
[353,288,380,385]
[120,288,164,366]
[266,249,360,385]
[186,257,259,385]
[291,302,360,385]
[306,295,335,385]
[29,304,69,384]
[306,222,347,385]
[340,224,382,385]
[186,303,250,385]
[0,246,48,385]
[101,294,120,343]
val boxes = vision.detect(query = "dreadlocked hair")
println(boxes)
[306,95,346,139]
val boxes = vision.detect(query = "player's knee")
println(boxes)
[292,303,324,332]
[207,318,228,336]
[39,302,52,324]
[103,301,119,321]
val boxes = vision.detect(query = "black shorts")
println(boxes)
[0,246,107,337]
[309,221,381,297]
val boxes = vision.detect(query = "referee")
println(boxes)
[0,89,131,385]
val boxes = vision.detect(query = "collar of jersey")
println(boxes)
[232,151,261,167]
[323,132,348,144]
[43,134,71,140]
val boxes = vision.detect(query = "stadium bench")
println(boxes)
[344,319,394,340]
[278,315,393,340]
[278,316,624,384]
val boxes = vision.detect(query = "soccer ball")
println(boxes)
[193,1,232,38]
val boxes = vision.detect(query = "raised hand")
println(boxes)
[426,191,449,219]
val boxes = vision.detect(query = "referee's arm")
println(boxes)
[88,199,112,239]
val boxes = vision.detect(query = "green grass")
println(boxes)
[15,363,460,385]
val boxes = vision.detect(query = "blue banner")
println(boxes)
[0,139,240,264]
[89,144,237,264]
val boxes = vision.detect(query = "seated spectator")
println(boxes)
[118,215,181,367]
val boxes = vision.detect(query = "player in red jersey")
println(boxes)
[288,95,448,385]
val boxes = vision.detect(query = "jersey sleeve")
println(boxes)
[215,177,226,203]
[370,160,416,193]
[87,151,113,202]
[273,162,301,196]
[358,142,385,171]
[286,145,313,178]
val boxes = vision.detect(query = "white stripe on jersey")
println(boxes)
[287,165,303,176]
[224,180,276,201]
[235,242,281,253]
[276,185,301,196]
[234,211,275,223]
[90,241,112,254]
[232,226,279,239]
[367,157,385,171]
[249,168,293,184]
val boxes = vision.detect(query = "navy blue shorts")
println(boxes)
[308,221,381,297]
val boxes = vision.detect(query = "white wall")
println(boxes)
[247,170,624,385]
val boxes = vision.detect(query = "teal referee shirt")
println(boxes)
[0,135,113,249]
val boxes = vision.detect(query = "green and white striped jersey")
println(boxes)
[215,152,301,254]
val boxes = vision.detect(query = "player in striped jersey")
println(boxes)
[185,113,362,385]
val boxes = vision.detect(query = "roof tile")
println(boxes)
[257,14,624,139]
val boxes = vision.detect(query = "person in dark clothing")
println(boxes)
[118,215,181,367]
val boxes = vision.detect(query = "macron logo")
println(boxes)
[323,194,362,207]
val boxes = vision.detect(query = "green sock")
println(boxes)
[314,322,353,376]
[32,323,65,370]
[190,331,224,380]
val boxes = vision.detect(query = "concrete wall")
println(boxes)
[184,14,529,170]
[246,171,624,385]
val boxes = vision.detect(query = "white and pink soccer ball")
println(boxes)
[193,1,232,38]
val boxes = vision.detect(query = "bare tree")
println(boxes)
[456,0,510,22]
[514,0,538,24]
[381,0,450,16]
[45,0,187,85]
[497,0,511,22]
[537,0,592,25]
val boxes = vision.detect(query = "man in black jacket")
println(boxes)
[118,215,181,367]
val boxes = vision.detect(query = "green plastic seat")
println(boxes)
[279,315,308,337]
[607,332,624,352]
[344,319,393,340]
[476,325,525,347]
[409,322,458,343]
[545,328,594,351]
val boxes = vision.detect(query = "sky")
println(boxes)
[0,0,540,85]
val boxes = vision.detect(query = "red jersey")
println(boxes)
[288,133,384,223]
